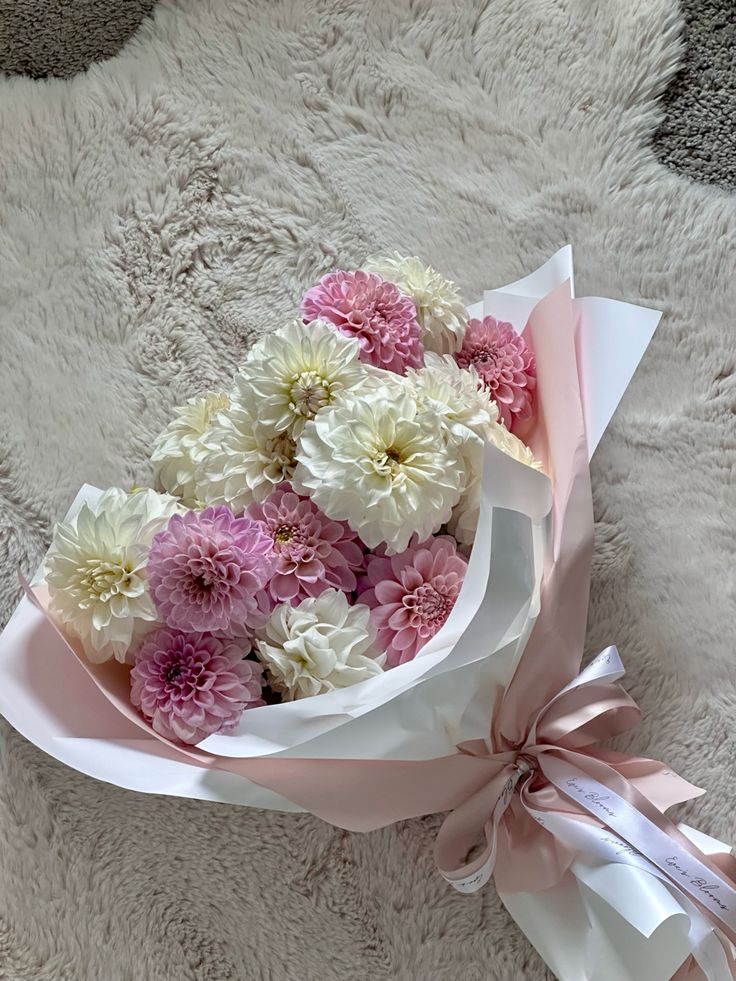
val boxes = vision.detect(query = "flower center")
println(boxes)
[289,370,331,418]
[274,524,294,544]
[264,433,297,479]
[473,345,498,367]
[165,663,183,683]
[374,445,405,479]
[408,583,452,626]
[82,559,135,600]
[184,545,233,598]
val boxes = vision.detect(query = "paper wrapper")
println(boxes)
[502,823,735,981]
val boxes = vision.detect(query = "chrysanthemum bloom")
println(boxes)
[301,269,423,375]
[488,422,542,471]
[364,253,467,354]
[293,383,463,554]
[45,487,181,663]
[455,316,536,430]
[195,382,297,512]
[248,486,363,606]
[406,353,499,442]
[359,536,467,666]
[130,627,263,744]
[237,319,374,437]
[147,506,276,634]
[256,589,383,700]
[449,423,544,546]
[152,391,230,507]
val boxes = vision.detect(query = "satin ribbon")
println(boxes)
[435,646,736,952]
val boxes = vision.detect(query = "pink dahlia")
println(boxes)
[147,507,276,634]
[248,485,364,606]
[301,269,424,374]
[130,627,263,744]
[359,536,467,667]
[454,316,536,430]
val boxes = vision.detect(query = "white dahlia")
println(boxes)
[449,424,543,546]
[237,319,374,437]
[44,488,181,663]
[256,589,383,700]
[488,423,543,472]
[364,252,467,354]
[293,384,463,553]
[151,391,230,507]
[195,381,297,513]
[406,353,498,442]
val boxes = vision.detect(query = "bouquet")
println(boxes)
[1,248,734,980]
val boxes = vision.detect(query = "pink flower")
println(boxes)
[130,627,263,744]
[148,507,275,634]
[301,269,424,374]
[359,536,467,667]
[248,485,364,606]
[454,316,536,430]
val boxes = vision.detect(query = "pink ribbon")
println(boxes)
[430,280,736,964]
[434,645,736,948]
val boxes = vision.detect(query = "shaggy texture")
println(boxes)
[0,2,734,979]
[654,0,736,190]
[3,0,735,197]
[0,0,157,79]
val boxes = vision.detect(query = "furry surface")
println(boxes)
[0,2,735,979]
[0,0,157,79]
[655,0,736,190]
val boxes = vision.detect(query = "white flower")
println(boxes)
[449,424,543,546]
[487,423,543,472]
[44,488,180,663]
[293,383,463,554]
[364,252,467,354]
[256,589,384,700]
[151,392,229,507]
[195,381,297,513]
[406,353,498,442]
[237,319,375,437]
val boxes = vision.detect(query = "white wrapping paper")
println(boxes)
[502,824,735,981]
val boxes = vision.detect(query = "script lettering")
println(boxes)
[584,792,615,818]
[565,778,616,818]
[665,859,730,911]
[600,835,640,858]
[500,775,516,807]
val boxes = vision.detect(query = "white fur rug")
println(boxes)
[1,2,734,978]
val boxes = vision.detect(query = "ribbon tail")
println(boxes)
[435,763,522,893]
[538,752,736,948]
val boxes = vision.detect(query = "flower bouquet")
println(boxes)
[1,248,734,981]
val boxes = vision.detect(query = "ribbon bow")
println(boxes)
[435,646,736,955]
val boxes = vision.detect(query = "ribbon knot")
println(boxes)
[436,646,636,895]
[514,755,535,778]
[434,646,736,953]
